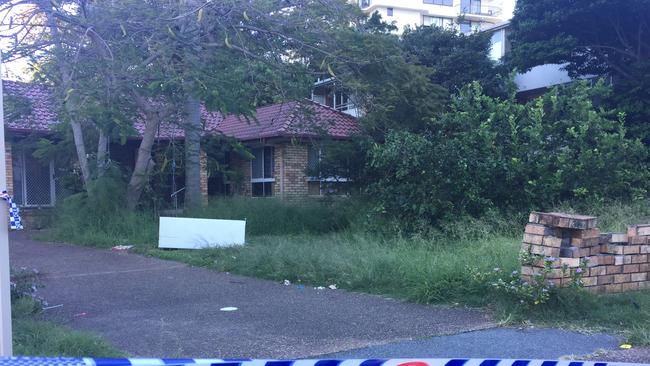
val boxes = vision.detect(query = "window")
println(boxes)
[423,16,453,28]
[325,90,351,112]
[251,146,274,197]
[423,0,453,6]
[459,21,471,34]
[461,0,482,14]
[489,29,505,61]
[307,145,350,196]
[459,20,480,33]
[12,148,55,207]
[307,145,320,178]
[359,0,371,8]
[386,7,393,16]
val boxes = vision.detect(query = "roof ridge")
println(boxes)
[300,97,358,120]
[277,100,303,134]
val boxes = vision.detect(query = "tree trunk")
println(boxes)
[125,97,162,210]
[69,119,91,185]
[184,96,203,209]
[41,2,91,188]
[96,129,109,177]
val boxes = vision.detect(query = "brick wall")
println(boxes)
[200,149,208,205]
[520,212,650,293]
[279,143,309,199]
[273,144,283,197]
[229,142,310,199]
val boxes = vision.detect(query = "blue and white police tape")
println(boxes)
[0,358,643,366]
[0,190,23,230]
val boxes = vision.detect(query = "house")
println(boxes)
[2,80,360,224]
[483,21,589,100]
[353,0,513,34]
[209,100,360,198]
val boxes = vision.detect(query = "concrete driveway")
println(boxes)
[9,232,495,358]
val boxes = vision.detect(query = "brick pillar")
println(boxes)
[282,143,309,199]
[5,141,12,195]
[199,149,208,205]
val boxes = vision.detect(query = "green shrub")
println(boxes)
[367,81,649,228]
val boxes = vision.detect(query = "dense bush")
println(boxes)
[367,81,649,227]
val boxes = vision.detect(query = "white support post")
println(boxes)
[0,59,13,356]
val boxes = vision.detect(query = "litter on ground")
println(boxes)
[111,245,134,251]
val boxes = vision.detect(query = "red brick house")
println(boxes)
[214,100,359,198]
[2,80,360,213]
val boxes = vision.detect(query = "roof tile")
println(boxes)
[3,80,360,140]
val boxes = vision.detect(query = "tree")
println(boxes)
[1,0,367,209]
[401,25,509,98]
[306,13,448,139]
[507,0,650,139]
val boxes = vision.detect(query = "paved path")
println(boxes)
[9,233,494,358]
[327,328,620,359]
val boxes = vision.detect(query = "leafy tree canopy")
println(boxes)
[402,25,509,97]
[507,0,650,139]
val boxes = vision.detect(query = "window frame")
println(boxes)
[307,145,349,196]
[250,146,275,197]
[423,0,453,6]
[13,149,56,207]
[250,146,275,183]
[422,15,453,28]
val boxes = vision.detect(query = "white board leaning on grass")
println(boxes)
[158,217,246,249]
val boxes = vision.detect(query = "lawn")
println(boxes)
[43,197,650,347]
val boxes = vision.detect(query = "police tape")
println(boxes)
[0,358,644,366]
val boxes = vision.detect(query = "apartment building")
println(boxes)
[311,0,516,116]
[483,21,579,99]
[355,0,512,34]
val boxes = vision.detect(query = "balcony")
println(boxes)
[457,1,502,18]
[359,0,371,9]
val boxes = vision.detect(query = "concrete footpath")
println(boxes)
[8,232,629,360]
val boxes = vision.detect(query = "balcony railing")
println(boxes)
[458,3,502,17]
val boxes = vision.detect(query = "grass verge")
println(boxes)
[42,197,650,346]
[12,294,123,357]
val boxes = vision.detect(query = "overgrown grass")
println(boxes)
[44,197,650,346]
[46,196,355,247]
[148,232,520,305]
[186,197,356,236]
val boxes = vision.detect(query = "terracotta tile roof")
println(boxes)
[131,105,224,140]
[212,99,360,141]
[3,80,59,133]
[3,80,360,140]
